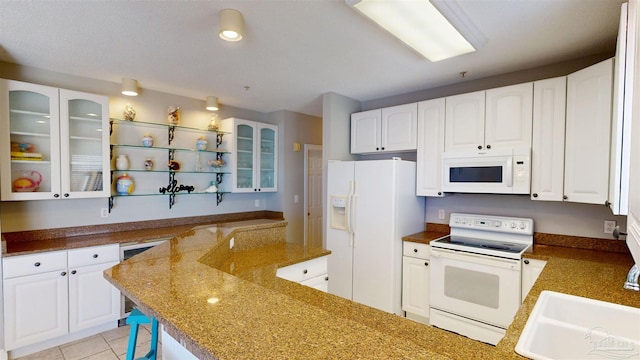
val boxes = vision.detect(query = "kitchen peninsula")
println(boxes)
[104,220,640,360]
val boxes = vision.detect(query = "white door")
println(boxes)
[305,145,323,248]
[380,103,417,152]
[0,80,61,201]
[402,257,429,318]
[4,271,68,350]
[626,0,640,267]
[485,83,533,150]
[326,161,355,300]
[257,123,278,192]
[351,160,397,314]
[445,91,485,152]
[564,58,613,204]
[68,261,120,333]
[350,109,381,154]
[59,90,110,199]
[531,77,566,201]
[416,98,445,197]
[233,119,256,192]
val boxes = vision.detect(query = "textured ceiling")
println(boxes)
[0,0,625,117]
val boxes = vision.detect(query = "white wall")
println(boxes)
[0,62,283,232]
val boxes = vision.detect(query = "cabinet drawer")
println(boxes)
[300,274,329,292]
[3,251,68,279]
[68,244,119,268]
[403,242,430,259]
[276,256,327,283]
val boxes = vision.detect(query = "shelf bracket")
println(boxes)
[109,145,114,160]
[168,125,176,145]
[216,192,223,205]
[110,170,114,184]
[216,133,224,147]
[108,196,114,213]
[216,172,224,185]
[168,148,176,163]
[109,119,114,136]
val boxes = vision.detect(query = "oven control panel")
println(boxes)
[449,213,533,235]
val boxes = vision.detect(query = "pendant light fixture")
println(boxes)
[219,9,244,42]
[206,96,219,111]
[121,78,139,96]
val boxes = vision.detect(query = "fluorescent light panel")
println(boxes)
[350,0,475,62]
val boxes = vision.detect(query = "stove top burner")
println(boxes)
[432,235,530,257]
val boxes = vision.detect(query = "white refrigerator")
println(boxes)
[326,159,425,315]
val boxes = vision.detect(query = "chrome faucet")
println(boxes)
[624,264,639,291]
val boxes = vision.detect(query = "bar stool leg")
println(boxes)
[146,317,159,360]
[126,323,139,360]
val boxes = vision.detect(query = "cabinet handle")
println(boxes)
[413,249,418,253]
[486,144,491,149]
[424,262,429,267]
[605,200,611,206]
[303,269,308,274]
[93,254,99,258]
[61,271,67,276]
[34,262,41,267]
[63,193,69,198]
[532,193,538,198]
[258,189,261,192]
[53,194,60,198]
[254,189,257,192]
[324,276,329,281]
[376,147,379,151]
[524,259,530,265]
[437,192,442,196]
[477,145,482,150]
[381,147,385,150]
[71,270,77,275]
[563,195,568,200]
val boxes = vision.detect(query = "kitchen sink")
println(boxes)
[516,291,640,360]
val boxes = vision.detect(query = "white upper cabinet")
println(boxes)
[485,83,533,150]
[609,0,637,215]
[531,77,567,201]
[564,58,613,205]
[221,118,278,193]
[416,98,445,197]
[351,103,417,154]
[0,80,109,201]
[444,91,485,152]
[444,85,533,153]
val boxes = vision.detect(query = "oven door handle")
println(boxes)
[431,248,520,270]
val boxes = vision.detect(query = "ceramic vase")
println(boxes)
[196,137,208,151]
[144,158,154,171]
[123,104,136,121]
[142,133,154,147]
[116,154,129,170]
[116,174,134,195]
[168,106,180,125]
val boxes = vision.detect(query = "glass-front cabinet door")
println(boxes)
[0,80,61,200]
[259,124,277,191]
[235,122,255,191]
[59,90,109,198]
[0,80,109,201]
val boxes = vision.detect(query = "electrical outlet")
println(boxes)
[604,220,616,234]
[438,209,445,220]
[100,208,109,218]
[254,199,260,208]
[294,195,299,203]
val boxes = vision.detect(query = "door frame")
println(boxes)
[303,144,322,247]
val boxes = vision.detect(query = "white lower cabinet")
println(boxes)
[276,256,328,292]
[521,258,547,303]
[402,242,430,324]
[3,244,120,353]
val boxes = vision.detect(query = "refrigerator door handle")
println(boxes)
[350,182,357,247]
[346,181,353,239]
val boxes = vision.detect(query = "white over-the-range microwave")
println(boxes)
[442,148,531,194]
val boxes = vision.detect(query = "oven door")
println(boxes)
[429,247,521,328]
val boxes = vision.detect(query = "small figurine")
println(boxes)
[168,106,180,125]
[196,136,208,151]
[168,160,181,171]
[123,104,136,121]
[144,158,154,170]
[142,133,154,147]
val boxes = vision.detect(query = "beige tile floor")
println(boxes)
[14,324,161,360]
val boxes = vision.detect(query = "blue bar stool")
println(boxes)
[126,308,159,360]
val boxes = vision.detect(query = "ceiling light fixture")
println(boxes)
[346,0,476,62]
[121,78,138,96]
[206,96,219,111]
[219,9,244,42]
